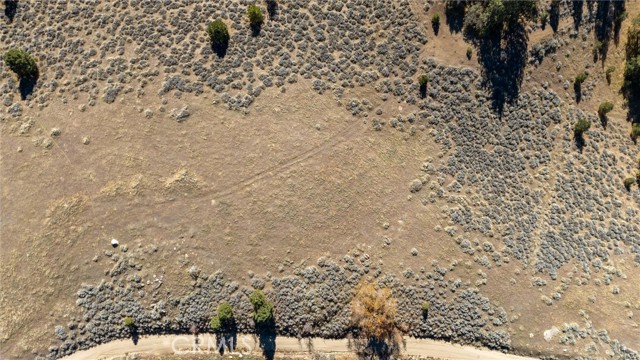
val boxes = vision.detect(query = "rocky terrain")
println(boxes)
[1,1,639,360]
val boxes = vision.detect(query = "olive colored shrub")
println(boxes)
[574,119,591,137]
[624,177,636,190]
[207,20,229,48]
[247,4,264,28]
[598,101,614,117]
[123,316,135,327]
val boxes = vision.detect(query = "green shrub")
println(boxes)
[432,13,441,27]
[418,74,429,87]
[574,119,591,136]
[539,11,549,26]
[247,4,264,28]
[624,56,640,91]
[207,20,229,48]
[123,316,135,327]
[249,289,267,308]
[4,48,38,79]
[463,0,536,37]
[575,71,589,85]
[598,101,614,117]
[466,47,473,60]
[606,66,615,84]
[624,177,636,190]
[632,123,640,140]
[421,302,430,313]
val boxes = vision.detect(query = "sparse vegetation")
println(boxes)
[598,102,614,117]
[207,20,229,49]
[247,4,264,29]
[4,48,38,79]
[574,119,591,137]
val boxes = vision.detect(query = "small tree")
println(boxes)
[207,20,229,53]
[247,4,264,29]
[540,11,549,28]
[211,302,235,332]
[466,47,473,60]
[598,101,614,117]
[632,123,640,141]
[575,71,589,85]
[249,290,274,326]
[4,48,38,79]
[574,119,591,137]
[421,301,430,315]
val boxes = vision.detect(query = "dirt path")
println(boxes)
[61,334,539,360]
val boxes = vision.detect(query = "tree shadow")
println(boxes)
[444,1,465,34]
[474,23,528,115]
[613,1,626,45]
[216,331,238,354]
[4,0,17,22]
[574,133,586,152]
[257,320,276,360]
[350,337,401,360]
[594,1,613,64]
[211,40,228,58]
[574,81,583,103]
[251,24,262,37]
[550,1,560,32]
[130,325,140,345]
[572,0,584,30]
[599,113,609,129]
[266,0,278,20]
[19,72,38,100]
[419,84,427,99]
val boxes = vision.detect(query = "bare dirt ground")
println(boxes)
[1,1,640,360]
[61,334,538,360]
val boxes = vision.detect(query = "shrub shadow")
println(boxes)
[574,133,586,152]
[130,325,140,345]
[574,81,582,103]
[572,0,584,29]
[251,24,262,37]
[4,0,17,22]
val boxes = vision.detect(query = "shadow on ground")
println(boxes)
[19,73,38,100]
[4,0,17,22]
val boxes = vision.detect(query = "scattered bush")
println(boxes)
[574,119,591,137]
[431,13,441,34]
[421,302,430,314]
[606,66,615,84]
[207,20,229,49]
[247,4,264,28]
[598,101,614,117]
[466,47,473,60]
[624,177,636,190]
[575,71,589,85]
[632,123,640,140]
[123,316,135,327]
[4,48,38,79]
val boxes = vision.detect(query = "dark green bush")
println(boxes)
[539,11,549,27]
[247,4,264,28]
[598,101,614,117]
[574,119,591,137]
[207,20,229,48]
[4,48,38,79]
[218,302,234,326]
[466,47,473,60]
[463,0,536,37]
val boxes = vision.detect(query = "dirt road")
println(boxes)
[61,334,539,360]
